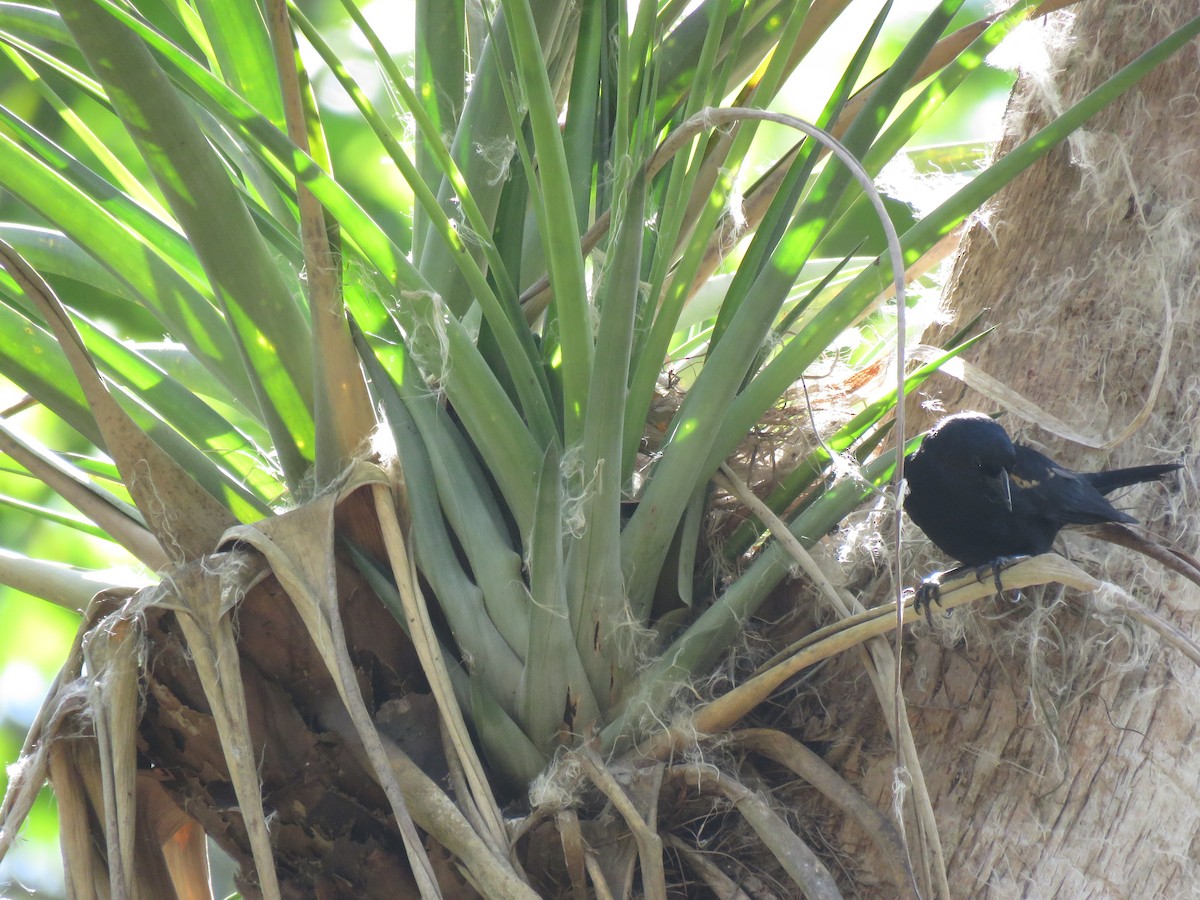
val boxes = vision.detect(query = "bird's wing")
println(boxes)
[1011,447,1136,526]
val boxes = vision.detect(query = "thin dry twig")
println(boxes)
[584,850,618,900]
[732,729,912,893]
[1089,581,1200,667]
[439,714,492,850]
[158,559,283,900]
[664,834,753,900]
[713,463,947,898]
[639,554,1103,760]
[556,809,589,900]
[665,763,843,900]
[0,590,119,856]
[575,742,667,900]
[1087,522,1200,590]
[82,612,141,900]
[372,480,514,861]
[225,474,443,898]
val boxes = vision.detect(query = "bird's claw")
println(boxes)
[973,555,1026,599]
[913,556,1029,620]
[913,576,944,619]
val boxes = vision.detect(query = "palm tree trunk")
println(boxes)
[891,1,1200,894]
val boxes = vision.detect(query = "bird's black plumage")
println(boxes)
[904,412,1179,570]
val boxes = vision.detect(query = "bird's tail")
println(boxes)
[1084,463,1181,495]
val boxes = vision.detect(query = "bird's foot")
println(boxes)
[973,555,1028,600]
[913,574,947,620]
[913,556,1030,619]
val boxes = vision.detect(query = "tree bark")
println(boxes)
[875,2,1200,895]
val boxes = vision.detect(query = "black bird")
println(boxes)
[904,411,1179,612]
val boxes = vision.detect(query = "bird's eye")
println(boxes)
[970,454,983,469]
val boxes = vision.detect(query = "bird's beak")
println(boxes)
[988,468,1013,512]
